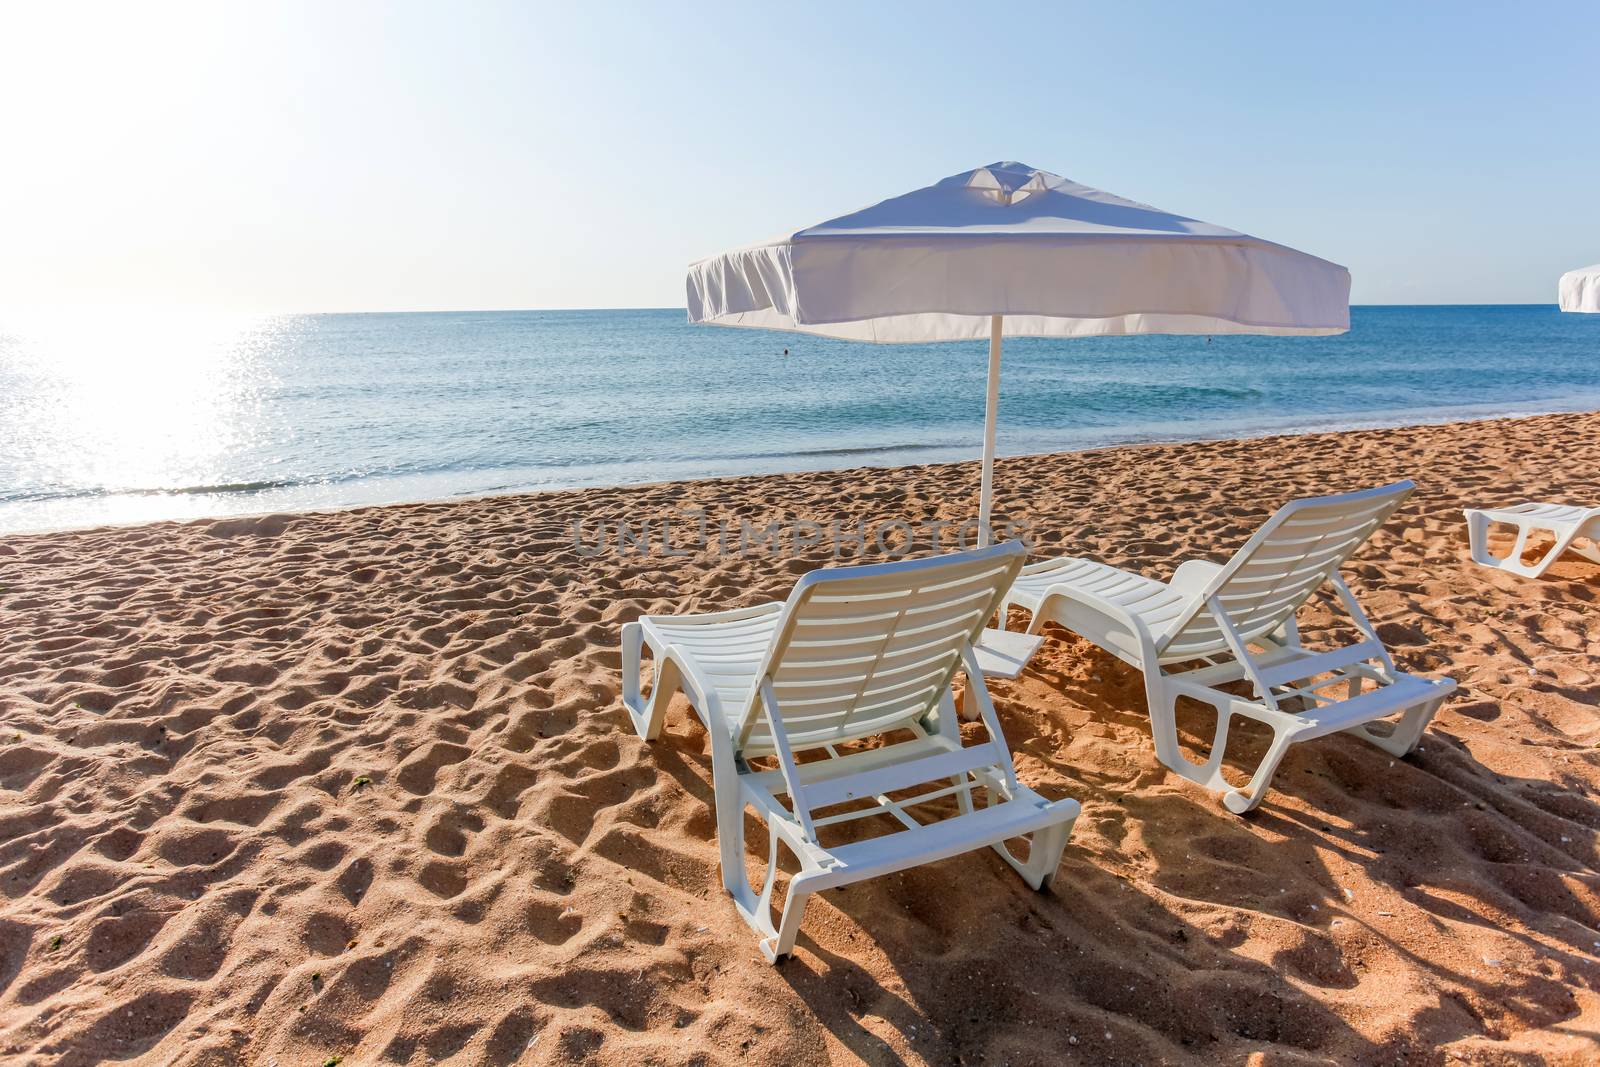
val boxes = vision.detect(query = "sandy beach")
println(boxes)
[2,410,1598,1065]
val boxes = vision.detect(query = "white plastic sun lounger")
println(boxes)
[1000,481,1455,814]
[620,542,1080,962]
[1464,502,1600,578]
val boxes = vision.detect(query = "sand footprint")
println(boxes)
[183,790,283,828]
[84,904,173,974]
[483,1009,543,1066]
[396,741,471,796]
[153,826,238,869]
[153,888,255,981]
[77,987,196,1060]
[423,808,483,858]
[483,762,539,819]
[301,910,356,956]
[334,855,374,905]
[417,860,468,899]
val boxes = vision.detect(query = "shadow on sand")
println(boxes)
[645,628,1600,1065]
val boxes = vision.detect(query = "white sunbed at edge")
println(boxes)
[999,481,1456,814]
[1464,502,1600,579]
[619,541,1080,962]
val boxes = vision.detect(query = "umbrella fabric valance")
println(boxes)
[1559,264,1600,313]
[688,162,1350,342]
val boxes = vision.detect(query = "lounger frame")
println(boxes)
[621,543,1079,961]
[1464,503,1600,578]
[1003,482,1455,813]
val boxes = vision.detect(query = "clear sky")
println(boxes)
[3,1,1596,313]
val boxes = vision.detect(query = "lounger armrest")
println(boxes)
[1039,581,1164,669]
[1167,559,1225,599]
[653,642,726,723]
[635,601,781,739]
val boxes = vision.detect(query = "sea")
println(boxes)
[0,305,1595,535]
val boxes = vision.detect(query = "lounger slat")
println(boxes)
[1224,541,1361,576]
[792,584,999,630]
[682,545,1014,781]
[804,561,1014,601]
[772,653,958,691]
[773,647,963,695]
[786,605,990,652]
[773,629,968,675]
[749,701,937,749]
[649,616,780,640]
[1253,639,1386,690]
[801,741,1005,810]
[773,669,949,710]
[1228,543,1366,575]
[1271,512,1391,540]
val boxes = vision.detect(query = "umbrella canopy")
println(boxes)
[688,161,1350,342]
[1559,264,1600,313]
[686,162,1350,545]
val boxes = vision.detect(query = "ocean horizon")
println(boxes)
[1,303,1596,535]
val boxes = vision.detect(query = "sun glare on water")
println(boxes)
[0,308,288,526]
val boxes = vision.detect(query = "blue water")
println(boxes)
[0,305,1595,534]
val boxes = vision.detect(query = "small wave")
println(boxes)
[491,440,962,471]
[145,479,304,497]
[1125,382,1264,401]
[0,478,306,505]
[696,441,960,464]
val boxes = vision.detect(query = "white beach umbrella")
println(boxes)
[1559,264,1600,312]
[687,161,1350,544]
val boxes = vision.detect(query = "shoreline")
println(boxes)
[2,411,1598,1064]
[5,404,1599,541]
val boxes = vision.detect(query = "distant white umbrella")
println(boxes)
[1559,264,1600,312]
[687,161,1350,544]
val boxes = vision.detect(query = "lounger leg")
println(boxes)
[1465,509,1494,569]
[1466,510,1573,578]
[1144,673,1200,779]
[722,815,820,964]
[620,623,675,740]
[991,804,1079,891]
[1506,528,1576,578]
[761,873,817,963]
[1561,520,1600,565]
[716,787,764,911]
[620,623,653,739]
[1023,606,1046,636]
[1222,726,1297,815]
[728,823,823,965]
[1508,523,1533,568]
[1506,534,1570,578]
[1345,688,1449,757]
[1147,678,1301,814]
[722,814,777,929]
[703,708,781,947]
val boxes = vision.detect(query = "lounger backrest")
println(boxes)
[1157,481,1414,661]
[735,542,1025,756]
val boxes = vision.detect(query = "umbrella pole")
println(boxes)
[977,313,1002,549]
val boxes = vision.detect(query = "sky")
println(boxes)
[2,2,1596,313]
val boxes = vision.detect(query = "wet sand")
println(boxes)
[2,411,1598,1065]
